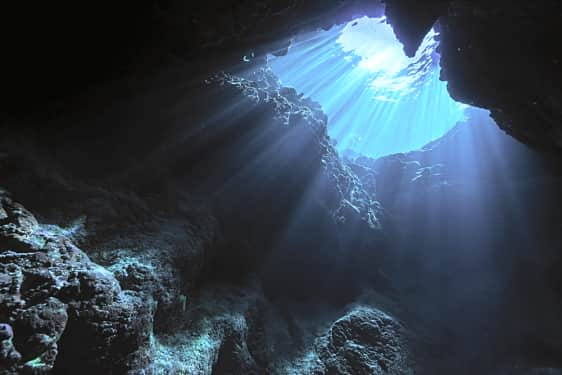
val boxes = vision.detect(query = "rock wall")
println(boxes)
[0,193,153,374]
[385,0,562,151]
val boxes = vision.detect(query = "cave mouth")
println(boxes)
[267,16,469,158]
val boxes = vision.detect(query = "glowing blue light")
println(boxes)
[268,16,468,158]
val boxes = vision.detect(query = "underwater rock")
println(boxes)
[316,306,408,375]
[0,196,41,253]
[0,323,21,369]
[151,285,413,375]
[278,305,410,375]
[97,211,222,335]
[152,284,268,374]
[0,192,153,374]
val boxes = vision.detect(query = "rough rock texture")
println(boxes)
[152,284,268,374]
[3,2,561,369]
[0,193,153,374]
[276,303,410,375]
[152,287,412,375]
[316,307,408,375]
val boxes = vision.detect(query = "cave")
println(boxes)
[1,1,562,374]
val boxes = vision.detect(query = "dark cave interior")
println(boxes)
[1,1,562,374]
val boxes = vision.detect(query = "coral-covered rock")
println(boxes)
[317,307,408,375]
[153,285,267,374]
[278,305,410,375]
[0,196,41,253]
[0,192,153,374]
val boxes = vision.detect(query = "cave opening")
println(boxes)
[267,16,469,158]
[2,3,562,374]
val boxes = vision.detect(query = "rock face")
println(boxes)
[275,304,410,375]
[0,193,153,374]
[153,284,268,374]
[385,0,562,151]
[152,286,412,375]
[316,307,407,375]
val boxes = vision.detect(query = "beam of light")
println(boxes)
[267,16,468,158]
[374,108,550,365]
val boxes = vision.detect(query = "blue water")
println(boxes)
[268,16,468,158]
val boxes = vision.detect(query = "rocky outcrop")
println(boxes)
[384,0,448,57]
[3,2,562,373]
[278,305,410,375]
[438,1,562,151]
[153,284,268,374]
[384,0,562,151]
[153,288,412,375]
[0,193,153,374]
[316,307,408,375]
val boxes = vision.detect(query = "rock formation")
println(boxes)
[0,193,153,374]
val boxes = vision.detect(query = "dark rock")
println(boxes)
[385,0,448,57]
[317,307,408,375]
[0,323,21,372]
[152,284,267,374]
[0,193,154,374]
[436,1,562,151]
[5,0,562,155]
[0,196,41,253]
[280,304,411,375]
[3,0,384,118]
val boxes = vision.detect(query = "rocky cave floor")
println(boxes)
[2,65,562,375]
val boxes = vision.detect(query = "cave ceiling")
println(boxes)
[3,0,562,153]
